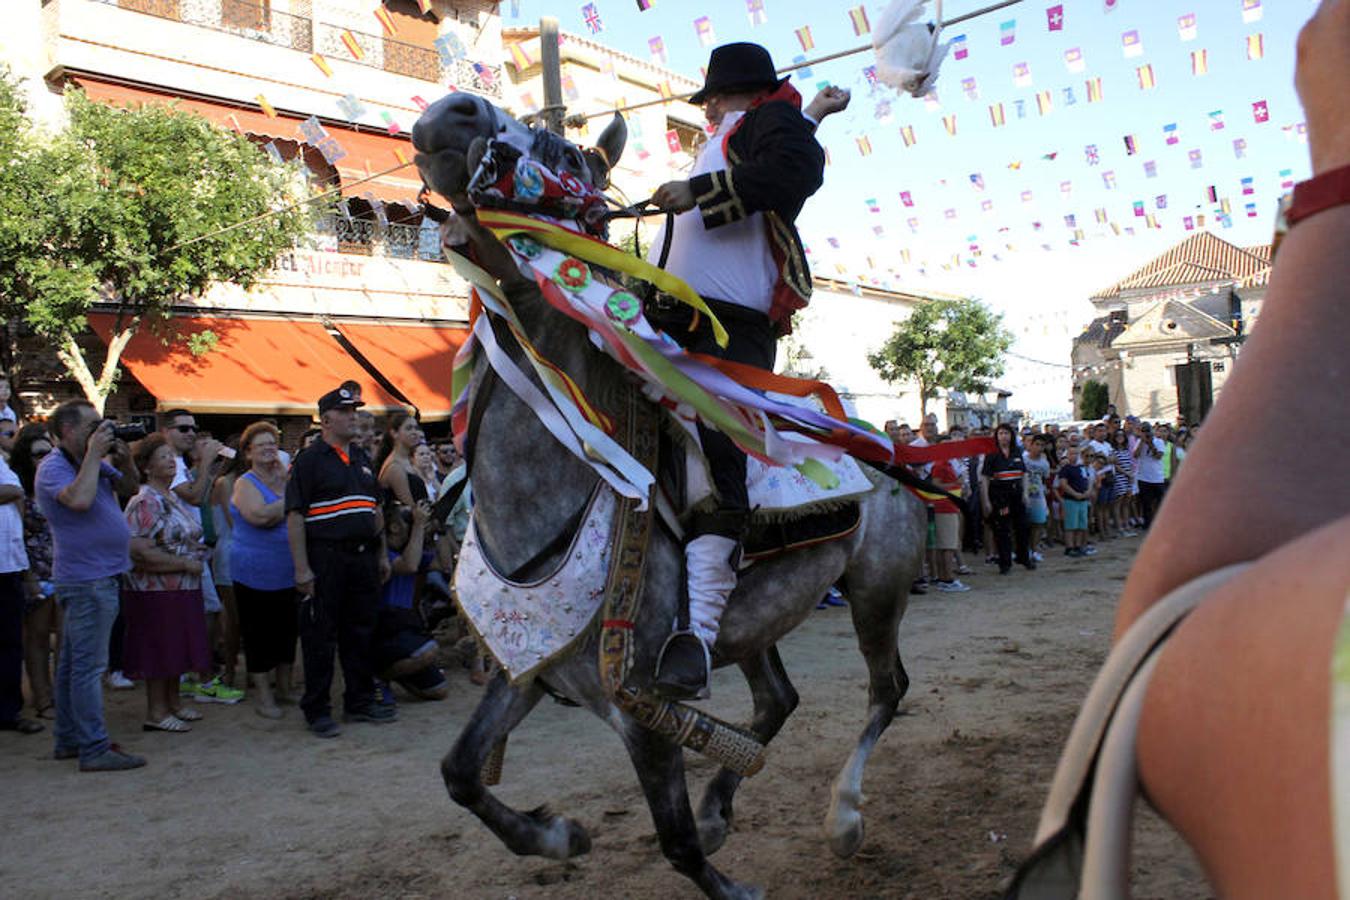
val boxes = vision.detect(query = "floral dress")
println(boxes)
[123,485,206,593]
[22,497,53,615]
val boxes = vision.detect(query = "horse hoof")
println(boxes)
[827,807,864,858]
[544,815,591,859]
[696,811,729,856]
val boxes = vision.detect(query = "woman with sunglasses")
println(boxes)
[9,424,58,720]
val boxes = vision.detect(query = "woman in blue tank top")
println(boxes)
[229,422,296,719]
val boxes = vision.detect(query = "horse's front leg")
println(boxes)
[697,646,799,855]
[442,672,591,859]
[618,717,763,900]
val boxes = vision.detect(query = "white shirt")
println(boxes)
[1087,439,1112,458]
[0,457,29,574]
[1135,437,1167,484]
[650,110,777,313]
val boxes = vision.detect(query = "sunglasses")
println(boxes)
[173,425,198,434]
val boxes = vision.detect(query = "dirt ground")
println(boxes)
[4,536,1211,900]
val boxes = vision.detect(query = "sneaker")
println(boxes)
[309,716,342,739]
[343,705,398,724]
[80,743,147,772]
[1122,530,1138,538]
[1031,551,1044,562]
[192,677,244,704]
[105,670,134,690]
[1066,547,1084,558]
[934,579,971,593]
[1082,545,1099,557]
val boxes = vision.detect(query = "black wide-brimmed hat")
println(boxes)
[689,42,788,105]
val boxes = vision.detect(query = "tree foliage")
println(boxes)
[0,69,316,410]
[1078,379,1110,420]
[866,297,1014,417]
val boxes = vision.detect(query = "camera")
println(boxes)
[107,421,148,442]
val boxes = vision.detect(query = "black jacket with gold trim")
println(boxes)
[687,98,825,336]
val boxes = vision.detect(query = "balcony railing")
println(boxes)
[312,216,444,263]
[94,0,503,95]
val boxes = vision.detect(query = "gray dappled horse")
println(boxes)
[412,92,926,900]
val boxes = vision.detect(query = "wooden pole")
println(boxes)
[539,16,565,134]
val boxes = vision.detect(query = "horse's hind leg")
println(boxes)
[825,575,910,858]
[619,718,763,900]
[696,646,799,855]
[441,673,591,860]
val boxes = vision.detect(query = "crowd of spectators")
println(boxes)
[884,411,1193,594]
[0,380,472,765]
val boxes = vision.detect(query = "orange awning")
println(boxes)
[333,321,468,421]
[69,75,421,205]
[88,314,407,417]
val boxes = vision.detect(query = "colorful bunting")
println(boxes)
[648,36,666,64]
[1279,168,1294,189]
[1241,177,1255,195]
[1000,20,1016,45]
[583,3,604,33]
[1156,194,1168,209]
[1143,160,1158,177]
[380,111,401,135]
[435,33,467,66]
[866,197,881,212]
[1252,100,1270,123]
[747,0,767,26]
[900,191,914,207]
[1136,64,1156,90]
[961,77,979,100]
[988,103,1006,127]
[942,114,958,136]
[1191,49,1208,76]
[1047,5,1064,31]
[1164,122,1179,144]
[1245,202,1258,218]
[1085,144,1099,165]
[340,30,365,60]
[1190,149,1204,169]
[795,26,815,52]
[693,15,715,45]
[1085,77,1103,103]
[1233,137,1247,158]
[1036,90,1052,116]
[1178,13,1198,41]
[1121,30,1143,58]
[310,53,333,77]
[509,42,538,70]
[1013,62,1032,87]
[1102,170,1117,189]
[1064,47,1085,73]
[416,0,432,12]
[1132,201,1145,217]
[900,125,917,146]
[856,135,873,156]
[256,94,277,118]
[1062,86,1077,106]
[1241,0,1262,24]
[1022,190,1034,203]
[848,5,871,36]
[970,173,985,192]
[636,0,653,10]
[1247,33,1264,60]
[374,6,398,36]
[411,95,429,112]
[1123,134,1136,155]
[952,35,968,60]
[262,142,284,165]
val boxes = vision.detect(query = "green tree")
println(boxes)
[866,297,1013,418]
[1079,378,1110,420]
[0,71,316,412]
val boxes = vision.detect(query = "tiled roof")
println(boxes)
[1074,313,1129,349]
[1091,232,1271,299]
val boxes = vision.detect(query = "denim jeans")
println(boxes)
[53,576,121,762]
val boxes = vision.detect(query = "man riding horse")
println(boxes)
[647,42,851,701]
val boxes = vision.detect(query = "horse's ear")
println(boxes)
[595,113,627,171]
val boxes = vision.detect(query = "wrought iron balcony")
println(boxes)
[312,216,444,263]
[93,0,503,96]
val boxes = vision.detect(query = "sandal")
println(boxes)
[143,715,191,733]
[171,707,203,721]
[1,717,45,735]
[35,704,56,720]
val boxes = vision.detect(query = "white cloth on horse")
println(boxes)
[686,534,739,645]
[872,0,950,98]
[648,111,777,314]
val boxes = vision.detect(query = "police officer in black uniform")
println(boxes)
[286,386,394,738]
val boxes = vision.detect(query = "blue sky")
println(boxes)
[505,0,1317,417]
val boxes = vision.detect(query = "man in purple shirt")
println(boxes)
[35,400,143,771]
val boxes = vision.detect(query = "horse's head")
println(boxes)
[411,92,627,200]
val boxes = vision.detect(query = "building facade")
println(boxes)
[1071,232,1270,423]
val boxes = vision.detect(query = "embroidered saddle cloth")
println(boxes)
[454,487,617,683]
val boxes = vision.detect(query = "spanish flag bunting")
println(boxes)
[942,114,957,136]
[1085,77,1103,103]
[226,113,243,133]
[1146,214,1159,229]
[1008,160,1022,171]
[900,124,916,146]
[394,147,410,166]
[256,93,277,118]
[848,5,870,36]
[374,6,398,36]
[658,80,674,101]
[1191,49,1208,76]
[988,103,1005,127]
[340,29,365,60]
[795,26,814,52]
[1096,207,1109,223]
[1035,91,1052,116]
[856,135,872,156]
[1136,64,1156,90]
[417,0,433,12]
[311,53,333,77]
[1220,197,1232,215]
[510,42,537,70]
[1247,33,1264,60]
